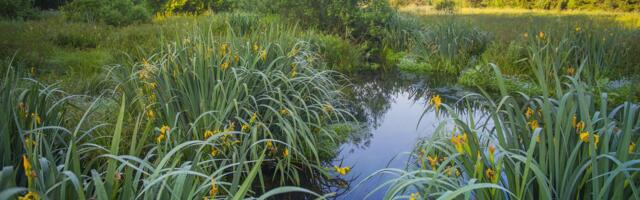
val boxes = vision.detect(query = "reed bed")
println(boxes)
[0,13,354,199]
[368,51,640,199]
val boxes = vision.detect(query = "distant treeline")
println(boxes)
[395,0,640,11]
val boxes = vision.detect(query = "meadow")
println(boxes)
[1,1,640,199]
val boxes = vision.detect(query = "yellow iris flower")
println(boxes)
[430,95,442,111]
[334,166,351,176]
[18,191,40,200]
[579,131,599,146]
[427,155,438,169]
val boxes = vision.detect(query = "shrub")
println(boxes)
[433,0,456,13]
[307,33,365,72]
[0,0,39,19]
[148,0,235,13]
[34,0,68,9]
[389,0,428,7]
[243,0,396,42]
[61,0,151,26]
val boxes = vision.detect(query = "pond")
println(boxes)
[268,71,483,199]
[328,71,477,199]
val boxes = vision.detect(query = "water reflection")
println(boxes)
[328,71,477,199]
[272,71,482,199]
[345,72,464,129]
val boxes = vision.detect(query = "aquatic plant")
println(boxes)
[0,17,353,198]
[368,57,640,199]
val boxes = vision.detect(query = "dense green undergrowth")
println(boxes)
[0,17,360,198]
[0,12,368,94]
[388,12,640,104]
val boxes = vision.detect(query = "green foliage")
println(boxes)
[61,0,151,26]
[399,13,640,101]
[245,0,396,42]
[372,58,640,200]
[434,0,457,12]
[307,34,365,72]
[33,0,68,9]
[54,29,102,49]
[389,0,428,7]
[399,22,490,74]
[148,0,236,13]
[461,0,640,11]
[458,64,542,95]
[0,16,352,198]
[382,48,406,66]
[480,42,527,76]
[0,0,39,19]
[397,54,428,71]
[381,15,423,50]
[51,49,112,94]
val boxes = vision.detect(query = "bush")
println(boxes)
[434,0,456,13]
[243,0,396,42]
[34,0,68,9]
[0,0,39,19]
[389,0,428,7]
[307,33,365,72]
[148,0,235,13]
[61,0,151,26]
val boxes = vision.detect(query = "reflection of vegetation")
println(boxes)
[344,71,480,146]
[348,71,479,123]
[371,45,640,200]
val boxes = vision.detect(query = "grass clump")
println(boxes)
[61,0,151,26]
[0,0,39,20]
[392,10,640,102]
[398,21,491,75]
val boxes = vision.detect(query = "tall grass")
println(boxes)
[0,13,355,199]
[394,12,640,101]
[395,21,491,75]
[112,19,354,183]
[367,50,640,198]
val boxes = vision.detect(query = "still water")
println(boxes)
[327,72,472,199]
[331,91,442,199]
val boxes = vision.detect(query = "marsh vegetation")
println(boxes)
[1,0,640,199]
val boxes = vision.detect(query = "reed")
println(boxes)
[368,52,640,199]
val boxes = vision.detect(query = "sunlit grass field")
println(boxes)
[390,5,640,104]
[400,5,640,28]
